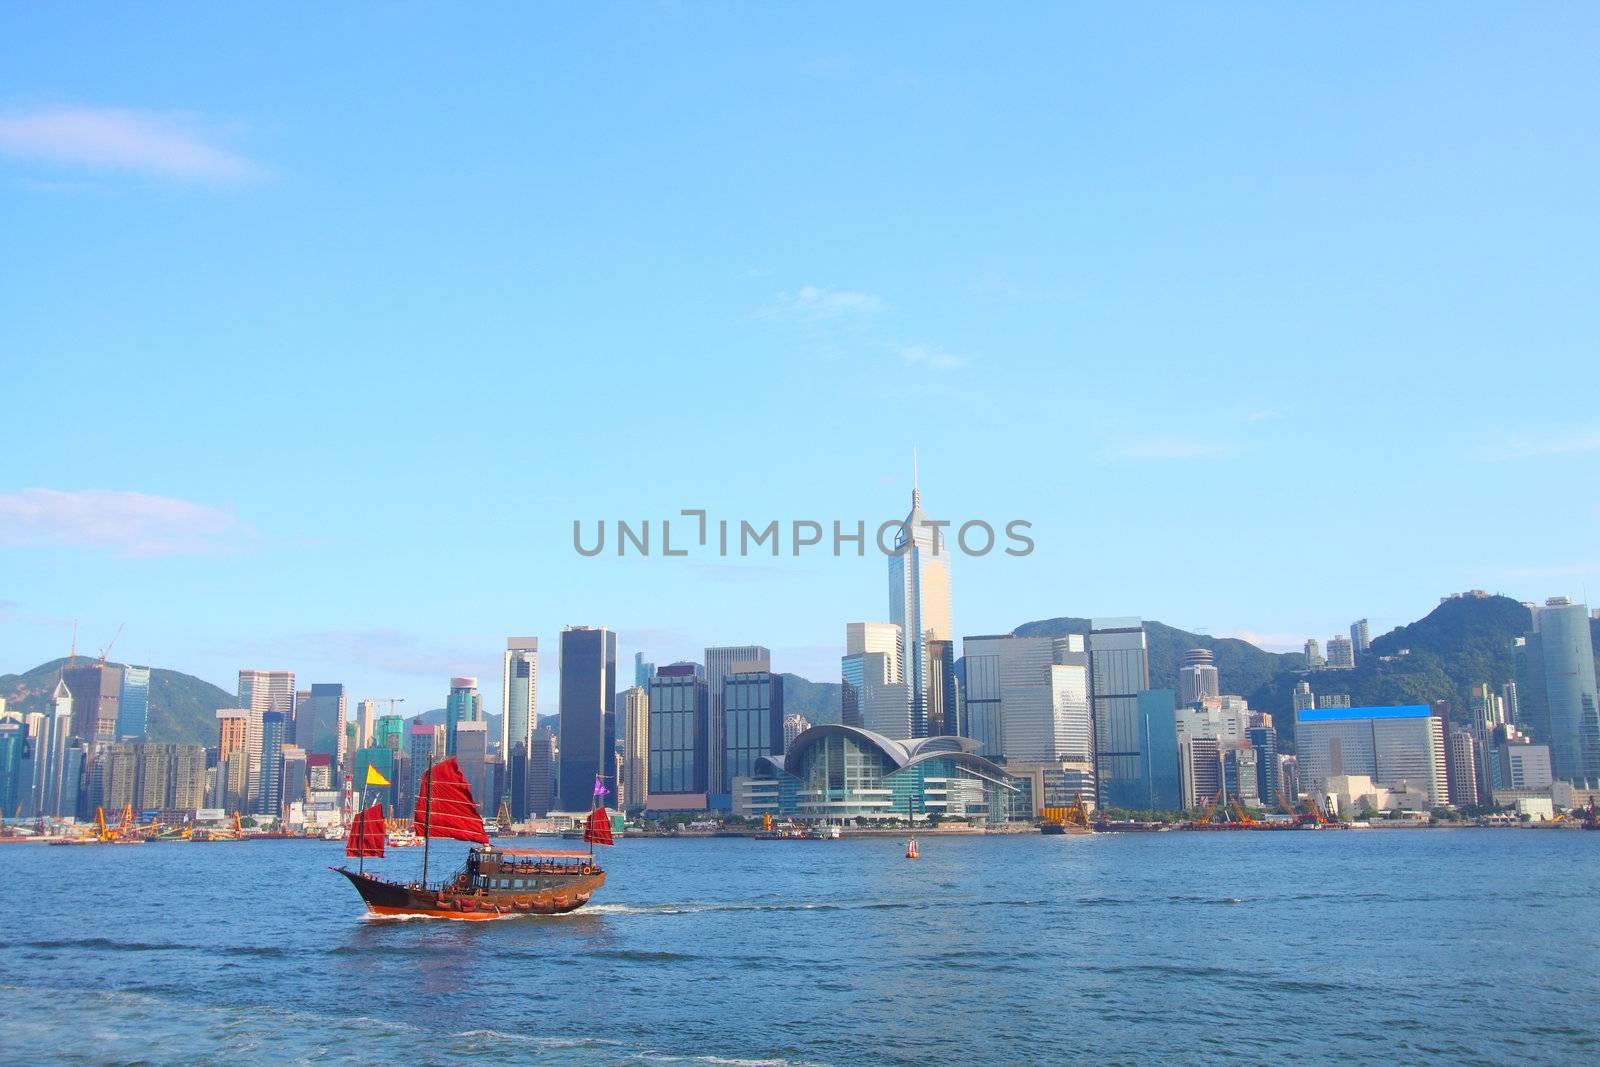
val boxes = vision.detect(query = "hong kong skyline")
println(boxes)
[4,5,1597,715]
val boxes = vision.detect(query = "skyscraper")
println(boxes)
[887,462,952,739]
[355,699,376,750]
[634,652,655,689]
[215,709,250,813]
[1304,639,1324,669]
[557,626,617,811]
[1248,724,1279,808]
[1132,688,1181,811]
[648,663,709,807]
[238,669,295,807]
[959,634,1094,769]
[527,726,556,816]
[62,662,123,748]
[1447,728,1479,807]
[116,666,151,740]
[445,677,481,758]
[621,685,649,811]
[1178,649,1220,706]
[256,711,288,817]
[1090,618,1150,807]
[842,632,912,741]
[453,720,492,816]
[783,714,812,748]
[722,666,784,788]
[501,637,539,760]
[1515,597,1600,784]
[295,683,348,775]
[704,645,770,802]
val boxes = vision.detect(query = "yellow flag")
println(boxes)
[365,765,391,788]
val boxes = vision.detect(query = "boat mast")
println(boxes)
[420,752,433,889]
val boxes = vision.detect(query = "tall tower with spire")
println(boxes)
[888,450,952,737]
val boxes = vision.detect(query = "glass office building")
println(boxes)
[115,666,151,741]
[648,663,708,803]
[723,668,784,786]
[558,627,618,811]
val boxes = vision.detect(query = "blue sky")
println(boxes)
[3,4,1597,716]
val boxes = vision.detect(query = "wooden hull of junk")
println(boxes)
[335,853,605,919]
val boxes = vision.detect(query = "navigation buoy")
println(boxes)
[905,839,919,860]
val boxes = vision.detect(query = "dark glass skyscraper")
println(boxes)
[1089,618,1150,807]
[558,626,617,811]
[722,669,784,787]
[649,663,709,800]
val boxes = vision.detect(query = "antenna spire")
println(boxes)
[912,446,921,508]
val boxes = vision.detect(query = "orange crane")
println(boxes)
[1229,799,1258,826]
[98,623,124,667]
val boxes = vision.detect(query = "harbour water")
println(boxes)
[4,830,1598,1065]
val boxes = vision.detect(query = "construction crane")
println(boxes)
[379,697,407,716]
[98,623,125,667]
[1229,799,1258,826]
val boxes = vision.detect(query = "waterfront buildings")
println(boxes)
[704,645,770,803]
[722,665,784,788]
[407,723,440,810]
[1177,735,1221,809]
[63,662,122,748]
[1294,705,1447,807]
[238,669,295,807]
[354,699,376,750]
[887,470,952,740]
[295,683,348,776]
[1448,728,1480,808]
[256,711,289,817]
[453,720,492,816]
[116,666,150,740]
[527,725,556,816]
[647,663,708,810]
[1178,649,1220,706]
[842,624,912,740]
[557,626,617,811]
[1248,724,1279,808]
[621,685,648,811]
[1129,689,1181,811]
[961,634,1094,770]
[735,725,1015,824]
[1515,597,1600,784]
[501,637,539,760]
[444,677,481,758]
[1089,618,1150,808]
[842,623,908,737]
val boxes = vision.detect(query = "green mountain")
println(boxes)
[779,673,843,725]
[0,657,235,745]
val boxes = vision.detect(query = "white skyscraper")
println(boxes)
[238,669,295,806]
[501,637,539,759]
[1178,648,1221,705]
[843,623,910,738]
[888,457,951,738]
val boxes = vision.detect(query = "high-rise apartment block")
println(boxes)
[1294,705,1447,807]
[621,685,649,812]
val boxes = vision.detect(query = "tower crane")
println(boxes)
[98,623,125,667]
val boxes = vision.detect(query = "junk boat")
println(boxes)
[333,757,614,919]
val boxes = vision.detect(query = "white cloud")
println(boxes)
[0,107,259,182]
[768,284,886,318]
[1223,629,1305,652]
[0,489,257,557]
[1109,437,1241,461]
[900,343,968,370]
[1488,428,1600,461]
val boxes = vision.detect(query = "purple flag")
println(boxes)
[593,774,610,799]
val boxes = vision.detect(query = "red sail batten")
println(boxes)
[411,757,489,845]
[345,802,387,858]
[583,807,615,846]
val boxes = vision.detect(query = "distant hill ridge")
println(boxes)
[6,596,1595,748]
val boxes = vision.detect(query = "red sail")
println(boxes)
[345,802,386,858]
[412,757,489,844]
[583,806,615,846]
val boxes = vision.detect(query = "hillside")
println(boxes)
[0,657,235,745]
[780,673,843,725]
[1011,616,1301,699]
